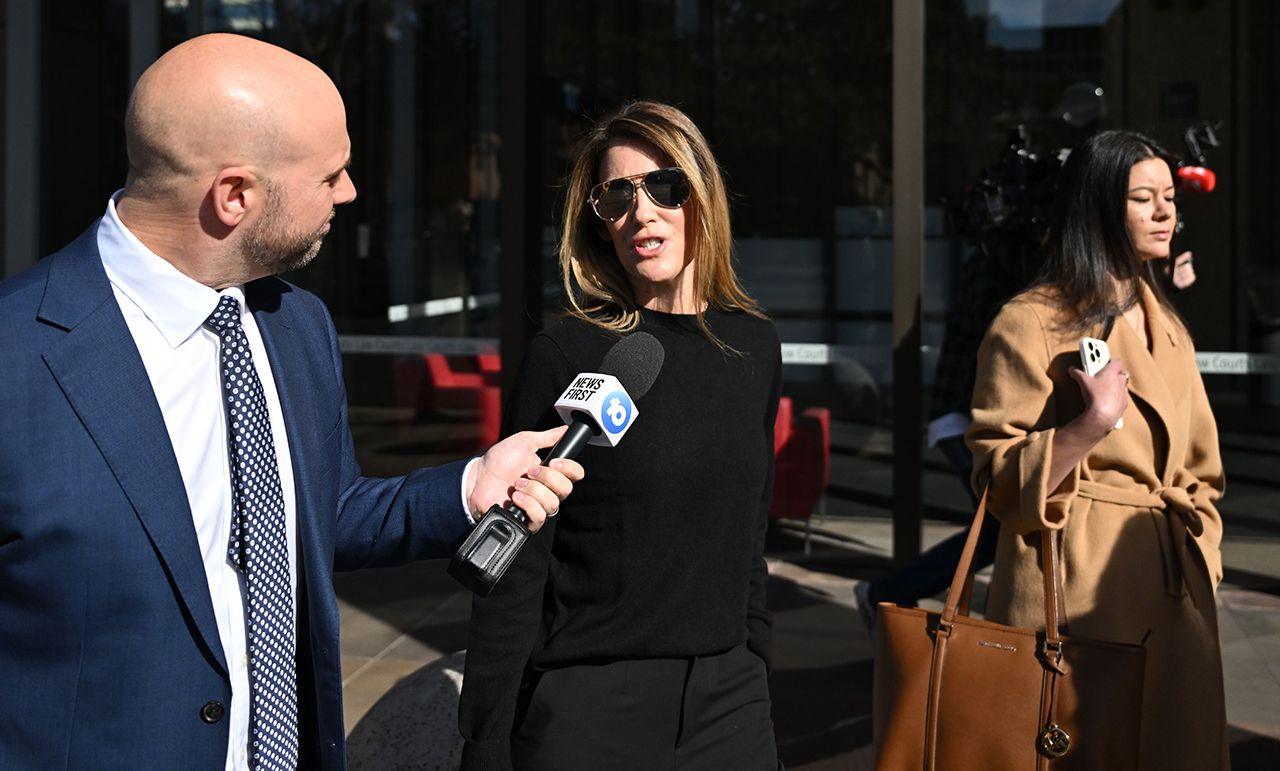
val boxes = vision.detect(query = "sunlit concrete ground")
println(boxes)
[338,409,1280,769]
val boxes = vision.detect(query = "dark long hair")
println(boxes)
[1035,129,1184,336]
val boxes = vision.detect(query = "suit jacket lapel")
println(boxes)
[39,228,228,676]
[246,280,332,615]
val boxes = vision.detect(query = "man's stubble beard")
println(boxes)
[242,182,331,275]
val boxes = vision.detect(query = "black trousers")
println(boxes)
[511,643,778,771]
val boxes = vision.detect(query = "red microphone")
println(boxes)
[1177,165,1216,194]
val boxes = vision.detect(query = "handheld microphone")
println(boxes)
[448,331,665,597]
[1177,122,1220,195]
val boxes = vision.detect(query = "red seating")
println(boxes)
[769,396,831,554]
[394,354,502,449]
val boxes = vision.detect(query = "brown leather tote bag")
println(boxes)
[872,490,1146,770]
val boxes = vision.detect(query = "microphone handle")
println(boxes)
[503,417,597,525]
[546,417,596,462]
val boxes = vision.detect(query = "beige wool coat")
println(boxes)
[967,282,1228,770]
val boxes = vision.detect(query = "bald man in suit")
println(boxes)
[0,33,581,770]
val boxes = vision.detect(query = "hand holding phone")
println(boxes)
[1079,337,1124,430]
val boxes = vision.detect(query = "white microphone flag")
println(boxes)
[553,372,637,447]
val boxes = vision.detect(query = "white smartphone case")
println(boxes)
[1079,337,1124,429]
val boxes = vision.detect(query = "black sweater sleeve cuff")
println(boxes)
[461,737,513,771]
[747,616,773,670]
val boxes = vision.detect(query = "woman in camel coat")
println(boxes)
[968,130,1227,770]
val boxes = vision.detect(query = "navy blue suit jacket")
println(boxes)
[0,224,471,768]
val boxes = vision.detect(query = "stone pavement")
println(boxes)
[337,409,1280,767]
[336,516,1280,769]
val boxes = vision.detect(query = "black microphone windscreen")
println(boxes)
[600,331,664,400]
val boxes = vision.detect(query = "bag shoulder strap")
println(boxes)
[940,488,992,625]
[939,486,1069,643]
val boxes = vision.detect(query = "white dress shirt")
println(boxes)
[98,194,297,771]
[98,194,481,768]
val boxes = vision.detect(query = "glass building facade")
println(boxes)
[3,0,1278,760]
[8,0,1274,545]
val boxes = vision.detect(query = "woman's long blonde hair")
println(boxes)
[559,100,764,347]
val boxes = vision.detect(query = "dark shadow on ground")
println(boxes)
[339,525,1272,769]
[764,521,891,579]
[1223,565,1280,597]
[333,559,471,656]
[1229,726,1280,769]
[764,570,875,768]
[346,652,466,770]
[341,567,878,770]
[772,659,874,767]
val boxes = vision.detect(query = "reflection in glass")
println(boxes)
[184,2,505,473]
[927,0,1280,541]
[40,1,131,253]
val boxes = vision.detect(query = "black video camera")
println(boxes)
[949,125,1067,249]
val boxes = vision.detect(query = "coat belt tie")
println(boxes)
[1076,481,1203,598]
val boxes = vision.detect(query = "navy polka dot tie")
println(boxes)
[205,295,299,770]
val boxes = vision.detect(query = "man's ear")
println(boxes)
[210,167,262,228]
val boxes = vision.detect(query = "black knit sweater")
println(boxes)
[458,307,781,769]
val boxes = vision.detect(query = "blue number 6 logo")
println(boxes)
[600,391,632,434]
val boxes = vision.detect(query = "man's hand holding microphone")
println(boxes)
[465,427,585,533]
[450,332,665,597]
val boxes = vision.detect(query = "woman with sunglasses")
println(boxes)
[459,100,781,770]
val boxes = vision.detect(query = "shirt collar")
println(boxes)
[97,191,247,348]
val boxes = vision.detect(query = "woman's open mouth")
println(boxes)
[632,237,665,258]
